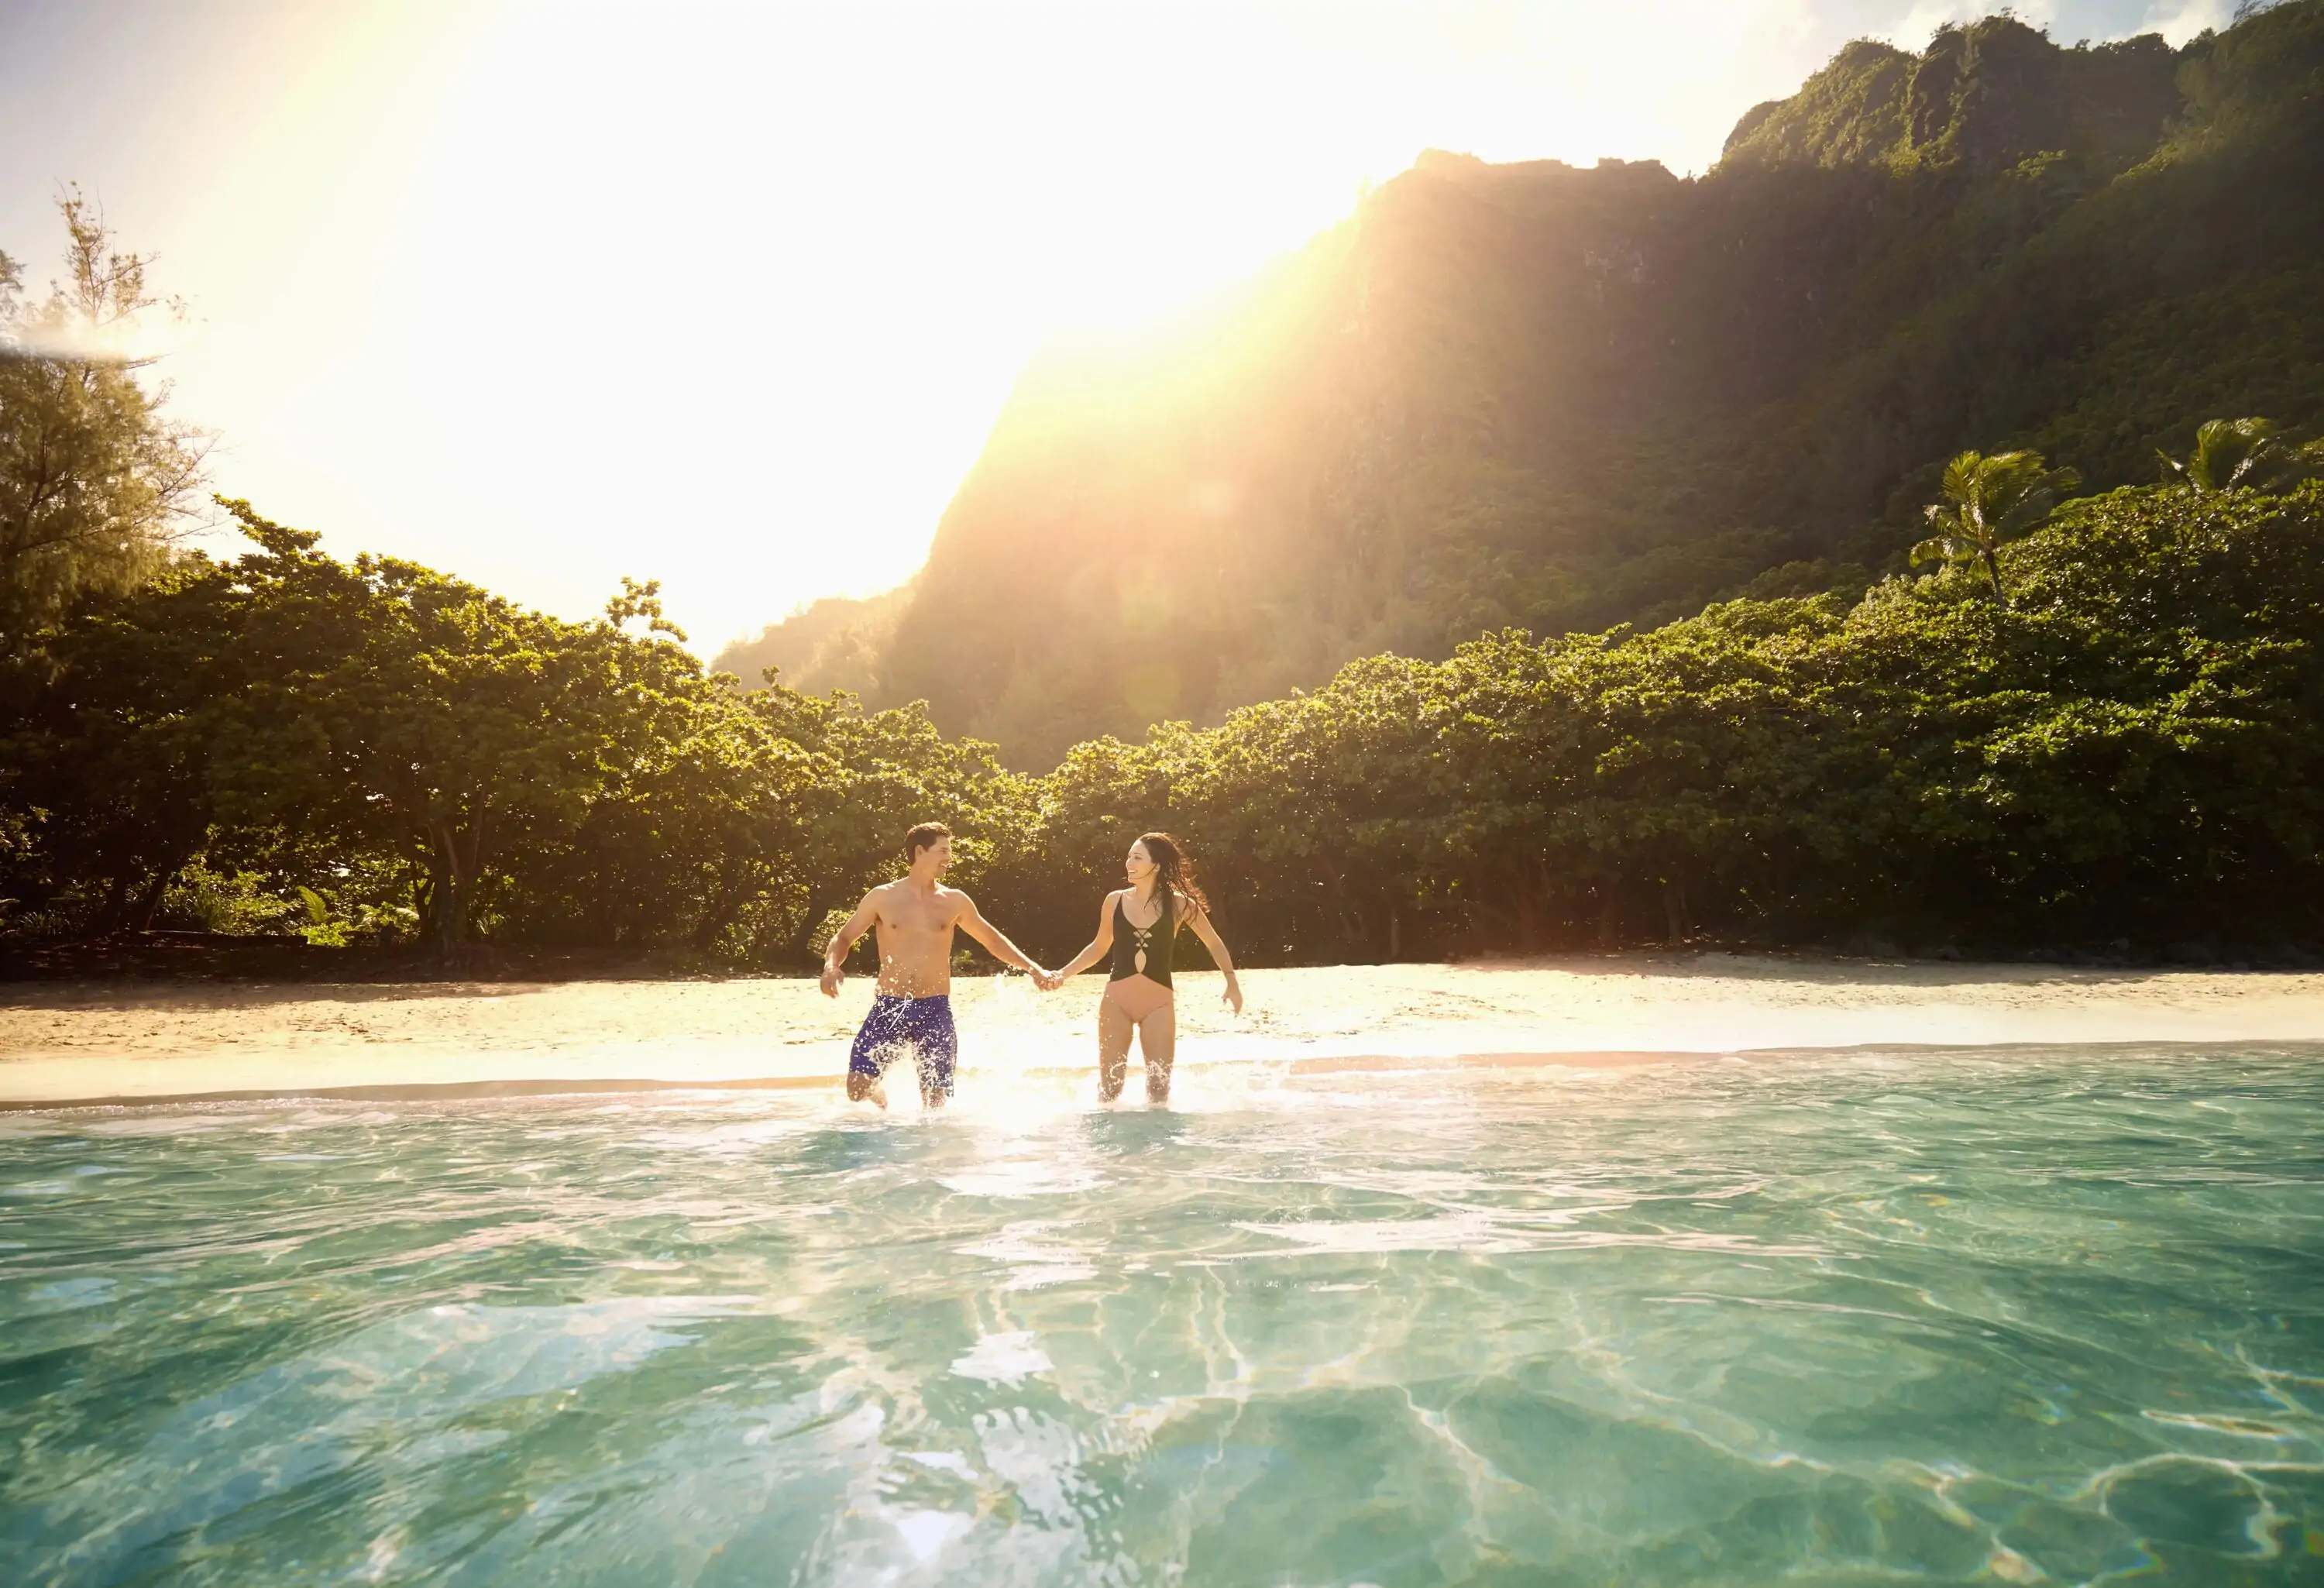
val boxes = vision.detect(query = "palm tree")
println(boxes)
[2158,417,2324,493]
[1910,449,2082,607]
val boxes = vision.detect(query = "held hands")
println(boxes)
[1021,964,1229,1004]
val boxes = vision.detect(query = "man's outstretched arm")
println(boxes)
[820,893,879,996]
[955,894,1047,978]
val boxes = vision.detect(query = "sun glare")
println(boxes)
[33,0,2113,652]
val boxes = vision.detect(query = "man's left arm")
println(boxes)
[955,893,1047,978]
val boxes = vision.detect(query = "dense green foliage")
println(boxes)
[722,2,2324,768]
[0,191,208,647]
[0,507,1030,959]
[985,479,2324,962]
[9,479,2323,964]
[9,11,2324,970]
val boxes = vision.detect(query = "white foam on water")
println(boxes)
[949,1331,1054,1387]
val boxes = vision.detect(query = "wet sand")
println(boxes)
[4,954,2322,1107]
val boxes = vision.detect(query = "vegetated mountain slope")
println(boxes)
[712,586,901,696]
[724,3,2324,768]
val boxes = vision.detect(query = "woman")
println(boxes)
[1046,832,1243,1104]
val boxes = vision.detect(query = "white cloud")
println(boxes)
[2144,0,2237,45]
[1881,0,2061,47]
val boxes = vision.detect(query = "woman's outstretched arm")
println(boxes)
[1180,894,1244,1014]
[1041,893,1118,989]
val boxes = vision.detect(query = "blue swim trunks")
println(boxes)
[847,995,957,1096]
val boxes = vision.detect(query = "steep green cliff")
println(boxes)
[720,3,2324,767]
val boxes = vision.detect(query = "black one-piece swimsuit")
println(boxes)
[1105,892,1174,1016]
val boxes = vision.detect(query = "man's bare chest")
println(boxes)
[879,899,957,937]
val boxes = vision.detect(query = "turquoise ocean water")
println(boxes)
[3,1046,2322,1585]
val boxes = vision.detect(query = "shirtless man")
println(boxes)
[820,822,1050,1109]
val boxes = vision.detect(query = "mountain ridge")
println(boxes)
[717,3,2324,768]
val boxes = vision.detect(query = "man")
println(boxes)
[820,822,1053,1109]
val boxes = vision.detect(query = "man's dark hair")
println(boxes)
[905,821,953,860]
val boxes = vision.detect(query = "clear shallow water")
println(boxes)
[3,1048,2322,1586]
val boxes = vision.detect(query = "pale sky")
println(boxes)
[0,0,2233,654]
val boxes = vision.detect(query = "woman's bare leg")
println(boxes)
[1098,995,1136,1102]
[1138,1002,1177,1103]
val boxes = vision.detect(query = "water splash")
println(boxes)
[3,1047,2321,1583]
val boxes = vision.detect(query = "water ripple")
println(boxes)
[2,1043,2322,1583]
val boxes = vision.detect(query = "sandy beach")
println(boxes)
[3,953,2322,1107]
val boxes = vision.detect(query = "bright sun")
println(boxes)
[84,0,2089,651]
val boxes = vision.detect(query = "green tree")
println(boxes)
[741,685,1032,964]
[203,502,713,959]
[13,471,2324,968]
[0,188,208,647]
[0,549,241,933]
[1910,449,2082,606]
[2158,416,2324,493]
[489,685,817,955]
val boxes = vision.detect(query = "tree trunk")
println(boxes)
[787,901,832,965]
[411,867,438,948]
[690,862,759,952]
[1318,865,1369,960]
[85,871,132,937]
[129,860,183,931]
[1511,885,1542,954]
[1660,873,1693,945]
[690,898,739,953]
[424,813,488,966]
[1596,880,1624,950]
[422,848,463,963]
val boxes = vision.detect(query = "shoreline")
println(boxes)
[6,954,2323,1109]
[4,936,2312,988]
[10,1041,2320,1114]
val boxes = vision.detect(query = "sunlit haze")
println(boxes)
[0,0,2234,654]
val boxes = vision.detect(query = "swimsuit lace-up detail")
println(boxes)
[1108,892,1175,988]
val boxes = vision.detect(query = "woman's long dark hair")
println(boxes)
[1136,831,1208,916]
